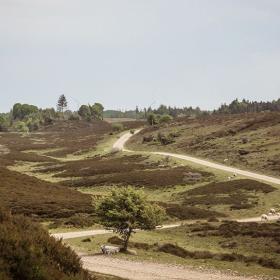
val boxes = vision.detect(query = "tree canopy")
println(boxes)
[96,187,165,251]
[12,103,39,120]
[78,103,104,120]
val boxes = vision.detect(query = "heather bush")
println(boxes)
[0,207,93,280]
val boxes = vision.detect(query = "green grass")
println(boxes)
[66,223,280,279]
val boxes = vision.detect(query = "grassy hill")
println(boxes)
[127,112,280,177]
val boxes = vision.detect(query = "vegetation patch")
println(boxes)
[158,202,226,220]
[0,167,94,219]
[186,179,276,195]
[62,166,211,188]
[158,243,280,270]
[179,179,276,211]
[0,207,93,280]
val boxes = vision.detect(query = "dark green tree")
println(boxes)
[90,103,104,120]
[147,113,158,126]
[96,187,165,251]
[78,105,91,119]
[57,94,68,114]
[12,103,38,120]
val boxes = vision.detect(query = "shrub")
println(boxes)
[112,123,124,132]
[14,121,29,133]
[159,114,173,123]
[157,132,175,145]
[0,207,93,280]
[158,242,280,270]
[68,113,80,121]
[0,115,9,132]
[147,113,159,125]
[143,135,154,143]
[64,214,96,228]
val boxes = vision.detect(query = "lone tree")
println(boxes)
[57,94,68,114]
[96,187,165,251]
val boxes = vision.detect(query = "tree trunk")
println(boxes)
[123,228,132,252]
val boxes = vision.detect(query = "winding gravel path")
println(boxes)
[118,130,280,185]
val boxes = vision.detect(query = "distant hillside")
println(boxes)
[128,112,280,177]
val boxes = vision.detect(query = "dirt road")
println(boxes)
[119,131,280,185]
[153,151,280,185]
[113,130,141,151]
[81,254,259,280]
[52,224,180,240]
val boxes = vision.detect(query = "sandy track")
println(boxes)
[153,151,280,185]
[52,215,279,240]
[52,224,180,240]
[81,255,259,280]
[113,130,141,151]
[52,229,112,240]
[119,130,280,185]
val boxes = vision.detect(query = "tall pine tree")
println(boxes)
[57,94,68,114]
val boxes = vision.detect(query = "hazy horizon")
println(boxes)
[1,0,280,112]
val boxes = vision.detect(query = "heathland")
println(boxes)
[1,108,280,279]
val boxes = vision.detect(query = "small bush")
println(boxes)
[157,132,175,145]
[14,121,29,133]
[159,114,173,124]
[64,214,96,228]
[143,135,154,143]
[81,238,92,243]
[112,123,124,132]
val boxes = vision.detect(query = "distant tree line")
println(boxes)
[214,98,280,114]
[0,95,105,133]
[1,96,280,131]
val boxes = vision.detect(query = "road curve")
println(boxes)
[120,131,280,185]
[113,130,141,151]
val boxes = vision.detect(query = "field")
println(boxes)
[1,117,280,278]
[127,112,280,178]
[1,118,280,224]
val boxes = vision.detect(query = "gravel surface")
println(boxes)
[81,255,260,280]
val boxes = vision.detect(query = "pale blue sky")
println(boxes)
[0,0,279,112]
